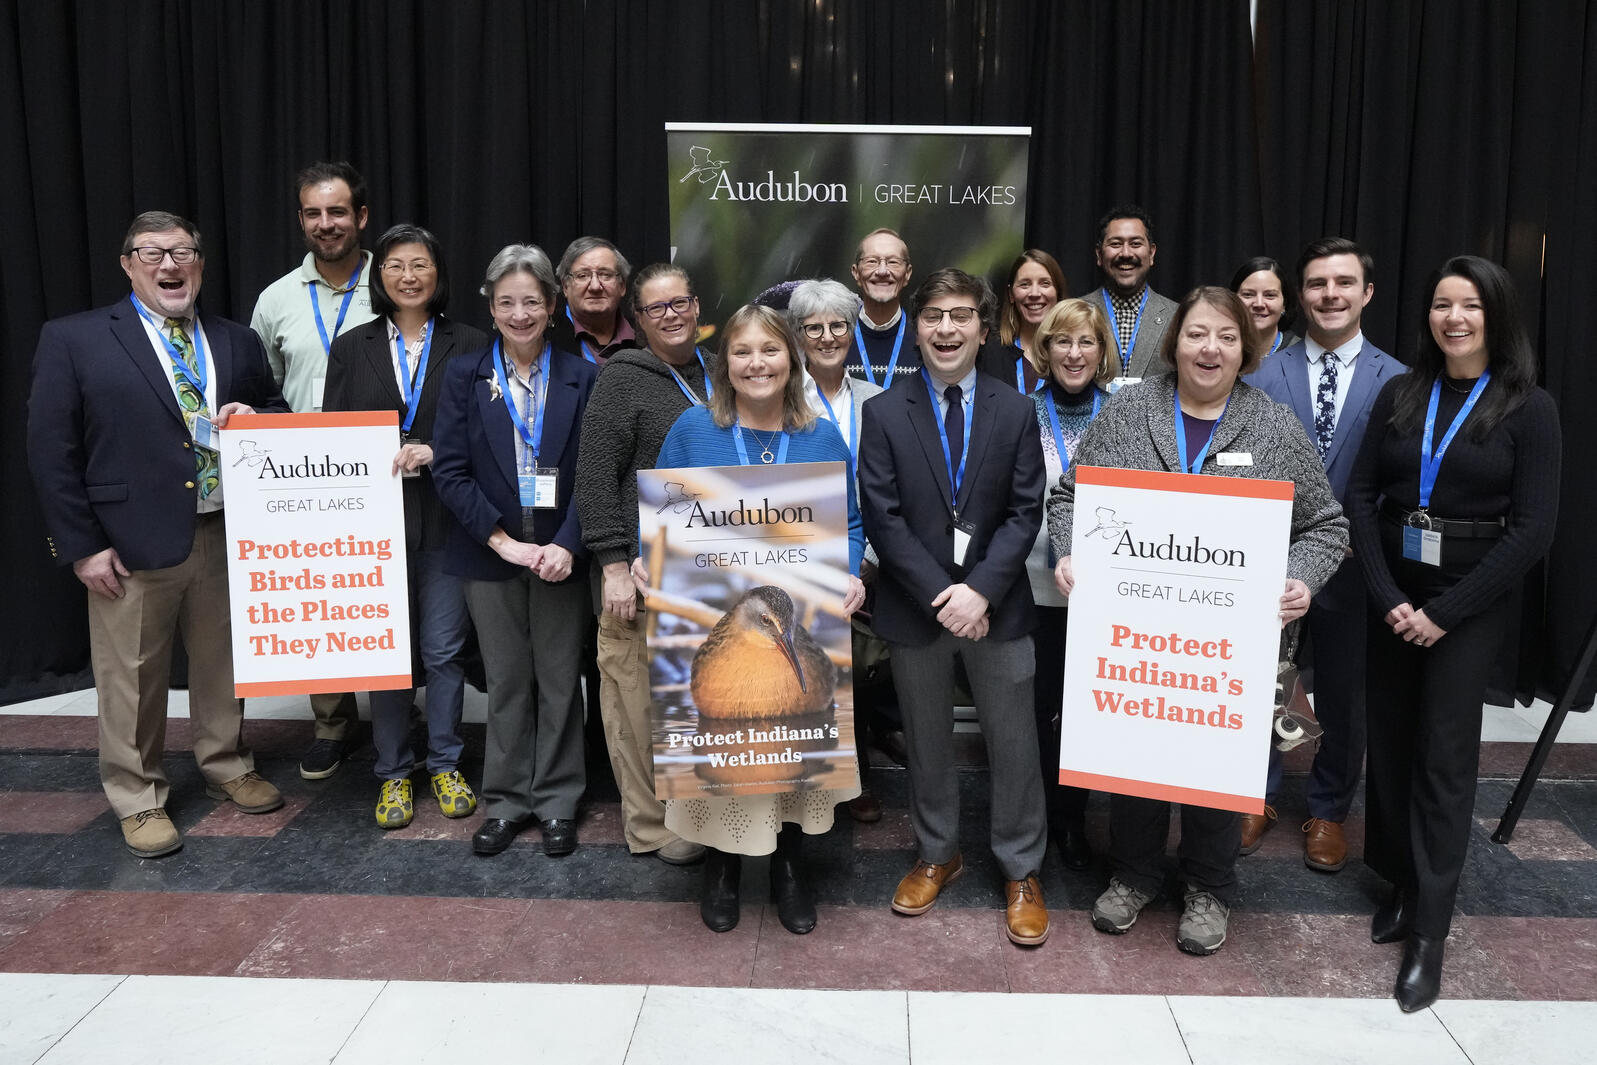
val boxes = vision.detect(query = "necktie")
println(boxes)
[944,384,964,479]
[166,317,219,498]
[1313,353,1338,460]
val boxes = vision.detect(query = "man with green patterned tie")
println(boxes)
[27,211,291,858]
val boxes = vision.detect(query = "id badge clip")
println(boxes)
[399,434,422,478]
[518,466,559,509]
[1401,509,1442,566]
[952,516,977,568]
[192,414,216,451]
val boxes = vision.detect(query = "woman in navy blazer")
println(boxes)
[432,243,598,858]
[325,224,488,831]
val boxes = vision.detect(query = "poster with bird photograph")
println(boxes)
[638,461,858,799]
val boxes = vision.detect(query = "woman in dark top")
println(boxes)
[1347,255,1560,1012]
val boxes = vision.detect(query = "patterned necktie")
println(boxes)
[943,384,965,481]
[1313,352,1338,460]
[166,317,219,498]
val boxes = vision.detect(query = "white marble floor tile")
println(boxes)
[1170,995,1471,1065]
[334,980,644,1064]
[907,991,1188,1065]
[0,973,123,1065]
[33,974,382,1065]
[626,986,908,1065]
[1432,999,1597,1065]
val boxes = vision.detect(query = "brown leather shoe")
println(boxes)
[1239,804,1277,855]
[891,855,964,915]
[1005,875,1050,946]
[848,792,883,823]
[1303,817,1347,872]
[205,771,284,814]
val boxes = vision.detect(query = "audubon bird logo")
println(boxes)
[656,482,702,515]
[679,145,729,184]
[231,440,272,468]
[1083,506,1133,540]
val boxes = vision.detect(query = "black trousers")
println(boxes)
[1109,795,1242,906]
[1363,577,1511,938]
[1033,605,1089,831]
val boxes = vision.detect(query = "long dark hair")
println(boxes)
[1387,255,1537,440]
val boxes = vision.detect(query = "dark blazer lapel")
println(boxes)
[538,352,581,467]
[956,378,999,511]
[1279,345,1315,430]
[473,350,518,490]
[110,302,184,424]
[906,382,955,509]
[1325,352,1383,469]
[363,325,405,412]
[200,311,234,406]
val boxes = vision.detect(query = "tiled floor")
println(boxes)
[2,690,1596,1062]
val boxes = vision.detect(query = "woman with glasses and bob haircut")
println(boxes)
[323,224,488,831]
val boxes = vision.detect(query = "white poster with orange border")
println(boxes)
[1059,465,1292,814]
[218,411,411,698]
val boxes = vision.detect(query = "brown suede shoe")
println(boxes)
[891,855,964,915]
[205,771,284,814]
[1239,804,1277,855]
[120,808,182,858]
[1303,817,1347,872]
[1005,875,1050,946]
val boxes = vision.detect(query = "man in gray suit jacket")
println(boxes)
[1080,205,1178,381]
[1245,237,1406,873]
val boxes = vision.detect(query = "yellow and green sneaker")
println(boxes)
[431,769,477,818]
[375,778,413,829]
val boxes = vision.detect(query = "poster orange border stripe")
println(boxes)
[236,675,411,698]
[225,411,398,430]
[1059,768,1264,816]
[1075,464,1293,501]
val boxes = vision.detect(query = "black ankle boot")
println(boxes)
[1057,820,1094,872]
[771,825,817,934]
[700,848,741,932]
[1371,886,1414,944]
[1395,933,1444,1012]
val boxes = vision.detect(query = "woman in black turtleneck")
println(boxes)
[1024,298,1121,870]
[1347,255,1561,1012]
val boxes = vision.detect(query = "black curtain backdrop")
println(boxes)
[1,0,1590,708]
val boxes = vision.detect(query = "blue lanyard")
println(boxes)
[853,315,907,389]
[310,258,364,356]
[815,382,859,469]
[1419,372,1491,509]
[922,369,974,514]
[492,339,550,469]
[1173,390,1231,474]
[1043,387,1103,475]
[1014,352,1045,393]
[664,347,711,405]
[393,318,434,435]
[131,295,208,395]
[1101,288,1149,365]
[732,420,791,465]
[1270,330,1284,354]
[564,306,599,365]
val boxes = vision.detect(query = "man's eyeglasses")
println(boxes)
[639,295,697,320]
[916,306,979,327]
[801,320,850,340]
[127,246,200,265]
[857,256,907,272]
[568,269,620,286]
[380,259,435,275]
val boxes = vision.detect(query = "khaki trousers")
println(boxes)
[87,514,252,817]
[595,607,677,852]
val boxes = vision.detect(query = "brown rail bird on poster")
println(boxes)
[690,586,836,719]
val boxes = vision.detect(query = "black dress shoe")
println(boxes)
[1371,887,1414,944]
[472,817,527,856]
[1057,823,1094,872]
[541,818,577,857]
[1395,933,1445,1012]
[771,854,817,934]
[700,848,742,932]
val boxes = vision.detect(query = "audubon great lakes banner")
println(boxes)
[638,461,858,800]
[667,122,1029,330]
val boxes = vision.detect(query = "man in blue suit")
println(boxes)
[1245,237,1405,872]
[28,211,290,858]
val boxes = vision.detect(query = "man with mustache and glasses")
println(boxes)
[1080,205,1177,383]
[250,162,376,781]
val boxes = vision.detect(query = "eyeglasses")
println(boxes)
[916,306,980,327]
[568,269,620,286]
[857,256,907,272]
[127,246,199,265]
[380,258,435,275]
[638,295,697,320]
[801,320,850,340]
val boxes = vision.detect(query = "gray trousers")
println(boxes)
[464,572,588,822]
[891,631,1047,880]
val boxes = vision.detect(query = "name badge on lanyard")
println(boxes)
[519,469,559,509]
[1102,288,1148,369]
[395,318,434,477]
[853,316,906,389]
[494,340,559,508]
[130,295,216,453]
[1403,371,1491,566]
[922,369,975,566]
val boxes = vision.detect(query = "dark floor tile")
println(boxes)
[0,715,101,752]
[8,831,266,894]
[752,904,1010,991]
[0,752,102,791]
[0,791,110,834]
[1483,817,1597,861]
[187,794,311,838]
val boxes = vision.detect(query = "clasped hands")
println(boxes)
[491,529,572,583]
[933,582,989,640]
[1385,602,1446,647]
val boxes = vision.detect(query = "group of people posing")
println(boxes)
[27,163,1560,1016]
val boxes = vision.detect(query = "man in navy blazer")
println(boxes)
[1245,237,1406,871]
[858,268,1051,947]
[27,211,290,858]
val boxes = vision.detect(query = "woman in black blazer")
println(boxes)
[325,224,488,831]
[431,244,598,858]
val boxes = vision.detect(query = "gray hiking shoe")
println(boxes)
[1177,888,1230,955]
[1091,877,1155,934]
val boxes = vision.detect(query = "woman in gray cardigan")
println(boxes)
[1045,286,1348,957]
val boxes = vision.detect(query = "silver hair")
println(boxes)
[786,278,861,332]
[481,243,559,305]
[555,236,632,286]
